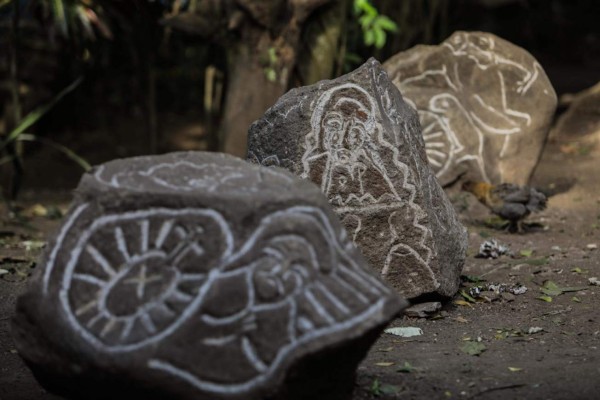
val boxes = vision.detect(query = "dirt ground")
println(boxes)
[0,139,599,400]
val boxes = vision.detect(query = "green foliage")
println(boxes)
[263,47,279,83]
[1,78,90,198]
[353,0,397,49]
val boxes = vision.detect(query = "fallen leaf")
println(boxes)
[461,341,487,356]
[571,267,584,274]
[370,379,400,396]
[572,296,582,303]
[541,280,589,296]
[513,257,548,266]
[454,300,473,307]
[528,327,544,334]
[461,275,486,283]
[537,295,553,302]
[397,361,416,373]
[455,316,469,323]
[508,367,523,372]
[0,268,9,275]
[20,240,46,252]
[520,249,534,257]
[375,362,394,367]
[24,204,48,217]
[459,289,477,303]
[540,280,562,296]
[384,327,423,337]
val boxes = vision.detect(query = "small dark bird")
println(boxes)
[462,181,547,233]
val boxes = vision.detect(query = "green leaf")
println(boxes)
[397,361,416,373]
[354,0,377,16]
[51,0,68,36]
[0,77,83,152]
[520,249,533,257]
[461,275,486,283]
[264,68,277,82]
[571,267,584,274]
[514,257,548,266]
[537,295,553,302]
[17,134,91,171]
[359,14,375,29]
[572,296,581,303]
[373,27,386,49]
[375,15,398,32]
[540,280,589,297]
[461,341,486,356]
[364,29,375,46]
[459,289,477,303]
[540,280,562,296]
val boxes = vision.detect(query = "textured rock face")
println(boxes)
[384,31,557,186]
[551,81,600,143]
[248,59,467,299]
[12,151,406,400]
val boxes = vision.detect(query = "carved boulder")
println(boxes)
[248,59,468,299]
[12,151,406,400]
[384,31,557,186]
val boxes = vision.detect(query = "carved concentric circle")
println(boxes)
[60,208,233,352]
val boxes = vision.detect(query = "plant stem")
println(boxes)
[8,0,23,199]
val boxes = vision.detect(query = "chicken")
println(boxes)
[462,181,547,232]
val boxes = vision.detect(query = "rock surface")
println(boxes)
[384,31,557,186]
[247,59,467,299]
[550,81,600,148]
[12,151,406,400]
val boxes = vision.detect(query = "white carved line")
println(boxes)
[147,299,386,395]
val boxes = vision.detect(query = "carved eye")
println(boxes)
[323,112,344,135]
[347,126,364,148]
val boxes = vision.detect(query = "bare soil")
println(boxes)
[0,140,598,400]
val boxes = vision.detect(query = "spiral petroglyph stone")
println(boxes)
[384,31,557,186]
[248,59,468,300]
[12,151,406,400]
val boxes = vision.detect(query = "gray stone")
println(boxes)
[384,31,557,186]
[550,81,600,146]
[247,59,468,299]
[12,151,406,400]
[404,301,442,318]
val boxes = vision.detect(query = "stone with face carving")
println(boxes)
[384,31,557,186]
[248,59,468,300]
[12,151,406,400]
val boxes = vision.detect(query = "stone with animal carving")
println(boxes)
[12,151,406,400]
[384,31,557,186]
[247,58,467,299]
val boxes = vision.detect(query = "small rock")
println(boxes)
[12,152,407,400]
[404,301,442,318]
[551,246,561,252]
[586,243,598,250]
[501,292,516,302]
[589,277,600,286]
[475,239,511,259]
[528,327,544,335]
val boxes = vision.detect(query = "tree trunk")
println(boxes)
[221,38,290,157]
[163,0,335,157]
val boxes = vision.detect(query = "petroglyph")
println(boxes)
[248,59,467,299]
[384,31,557,185]
[15,151,406,400]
